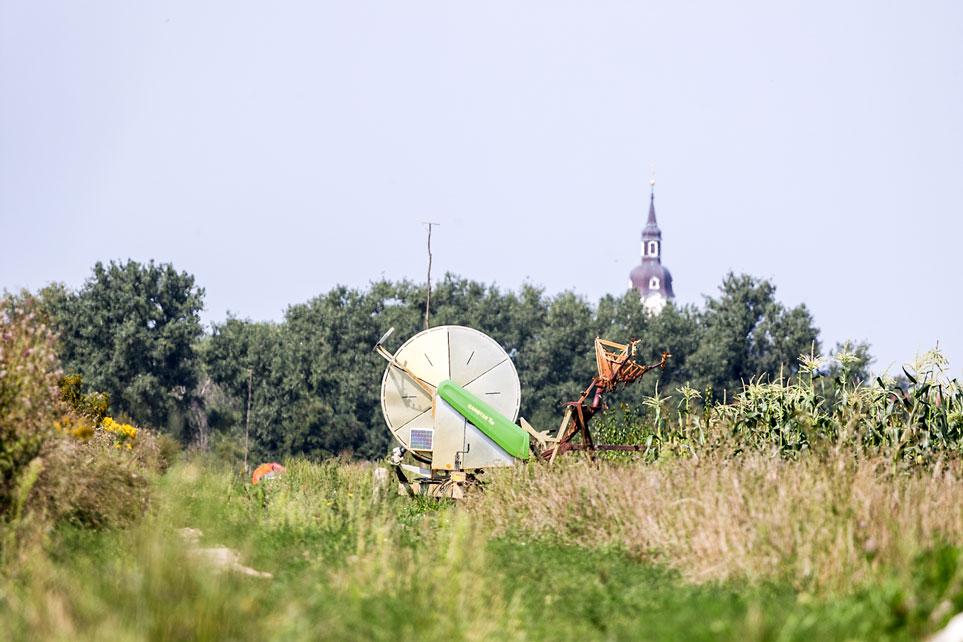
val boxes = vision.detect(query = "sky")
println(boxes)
[1,1,961,375]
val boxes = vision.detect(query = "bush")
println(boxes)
[0,293,62,518]
[28,434,152,529]
[155,433,182,472]
[30,398,165,530]
[2,295,169,557]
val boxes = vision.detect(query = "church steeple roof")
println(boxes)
[646,190,658,226]
[629,179,674,307]
[643,185,661,240]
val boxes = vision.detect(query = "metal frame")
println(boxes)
[375,329,670,498]
[541,338,669,462]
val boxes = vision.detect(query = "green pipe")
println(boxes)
[436,380,529,460]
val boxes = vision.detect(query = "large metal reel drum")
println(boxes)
[380,325,521,453]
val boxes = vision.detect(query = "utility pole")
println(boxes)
[244,368,253,475]
[422,221,440,330]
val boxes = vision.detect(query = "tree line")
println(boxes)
[38,260,827,461]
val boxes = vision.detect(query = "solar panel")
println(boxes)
[409,428,434,451]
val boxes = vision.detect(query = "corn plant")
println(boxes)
[596,347,963,465]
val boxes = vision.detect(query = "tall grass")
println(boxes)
[6,457,956,641]
[471,454,963,593]
[1,460,527,642]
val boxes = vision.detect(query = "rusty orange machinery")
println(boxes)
[541,338,670,461]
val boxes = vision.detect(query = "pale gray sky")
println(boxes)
[2,1,961,374]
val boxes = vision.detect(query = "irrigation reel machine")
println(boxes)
[374,325,669,498]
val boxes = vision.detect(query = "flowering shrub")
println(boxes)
[102,417,138,448]
[1,293,167,548]
[0,293,62,517]
[23,410,162,532]
[55,377,142,448]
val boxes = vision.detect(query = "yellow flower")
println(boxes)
[56,414,95,440]
[102,416,138,441]
[72,423,95,440]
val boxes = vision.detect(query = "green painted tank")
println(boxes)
[436,379,530,460]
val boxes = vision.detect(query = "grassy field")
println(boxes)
[5,282,963,639]
[3,455,963,641]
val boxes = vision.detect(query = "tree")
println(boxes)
[828,340,875,385]
[200,317,285,454]
[200,272,821,460]
[689,273,819,397]
[594,291,703,391]
[49,260,205,435]
[517,291,596,429]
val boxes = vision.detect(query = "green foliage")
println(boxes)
[592,403,651,447]
[200,272,818,461]
[689,273,819,398]
[0,293,62,517]
[202,277,557,460]
[31,434,154,530]
[590,347,963,463]
[828,339,875,387]
[154,433,182,472]
[517,290,597,429]
[58,374,109,424]
[899,543,963,635]
[1,296,165,565]
[1,458,956,641]
[46,260,205,436]
[27,260,823,460]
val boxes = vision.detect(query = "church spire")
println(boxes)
[643,180,661,239]
[646,190,658,226]
[629,177,675,314]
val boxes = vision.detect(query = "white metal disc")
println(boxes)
[380,325,521,451]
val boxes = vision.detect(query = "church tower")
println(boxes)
[629,181,675,314]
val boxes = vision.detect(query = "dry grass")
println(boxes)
[469,453,963,593]
[28,432,157,529]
